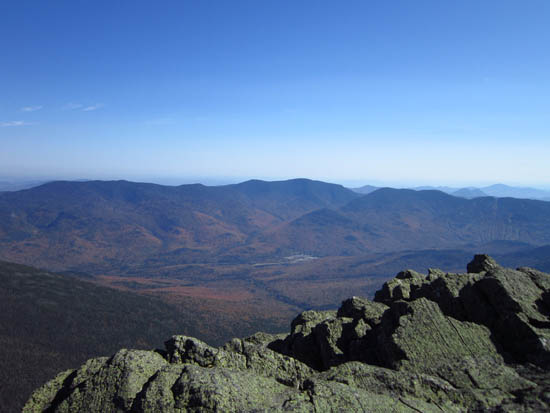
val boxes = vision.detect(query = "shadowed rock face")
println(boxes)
[25,255,550,412]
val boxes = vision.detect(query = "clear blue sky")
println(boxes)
[1,1,549,187]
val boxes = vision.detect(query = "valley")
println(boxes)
[3,178,550,411]
[3,179,550,324]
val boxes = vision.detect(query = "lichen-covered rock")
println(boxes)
[374,269,428,303]
[135,364,312,412]
[25,350,167,413]
[337,296,388,322]
[375,297,535,409]
[163,332,313,388]
[271,309,337,370]
[374,254,550,367]
[301,376,446,413]
[318,361,464,411]
[164,336,218,367]
[24,369,76,413]
[25,256,550,412]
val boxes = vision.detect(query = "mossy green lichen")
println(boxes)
[25,256,550,412]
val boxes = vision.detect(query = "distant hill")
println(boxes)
[354,184,489,199]
[480,183,550,200]
[451,187,487,199]
[350,184,380,194]
[412,183,550,201]
[0,179,358,271]
[228,178,359,220]
[257,188,550,256]
[404,183,550,201]
[412,185,456,193]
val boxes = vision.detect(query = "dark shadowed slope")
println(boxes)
[495,244,550,272]
[0,260,201,413]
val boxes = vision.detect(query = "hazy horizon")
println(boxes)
[2,1,549,187]
[2,173,550,193]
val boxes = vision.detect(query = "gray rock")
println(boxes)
[25,256,550,412]
[374,269,428,303]
[467,254,499,273]
[25,350,167,413]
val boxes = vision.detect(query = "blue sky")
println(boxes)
[1,1,549,187]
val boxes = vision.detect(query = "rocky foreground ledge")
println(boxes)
[25,255,550,412]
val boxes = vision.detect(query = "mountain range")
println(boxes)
[262,188,550,256]
[2,179,550,273]
[0,179,357,271]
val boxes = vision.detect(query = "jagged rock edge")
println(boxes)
[24,255,550,412]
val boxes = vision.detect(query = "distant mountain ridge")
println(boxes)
[353,182,550,201]
[481,183,550,200]
[260,187,550,256]
[2,179,550,274]
[0,179,358,271]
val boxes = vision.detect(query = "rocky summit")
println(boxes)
[25,255,550,412]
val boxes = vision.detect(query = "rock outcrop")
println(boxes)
[25,255,550,412]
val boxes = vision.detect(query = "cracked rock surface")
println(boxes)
[25,255,550,412]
